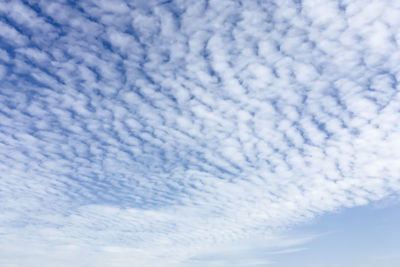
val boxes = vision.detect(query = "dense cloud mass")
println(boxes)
[0,0,400,266]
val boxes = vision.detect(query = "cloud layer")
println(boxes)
[1,0,400,266]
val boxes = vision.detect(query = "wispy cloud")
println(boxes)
[1,0,400,266]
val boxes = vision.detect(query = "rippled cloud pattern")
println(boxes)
[1,0,400,266]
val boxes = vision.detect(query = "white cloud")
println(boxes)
[0,0,400,266]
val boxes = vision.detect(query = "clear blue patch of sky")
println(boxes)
[270,199,400,267]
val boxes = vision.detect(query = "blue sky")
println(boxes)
[0,0,400,266]
[271,201,400,267]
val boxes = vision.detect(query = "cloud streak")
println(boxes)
[0,0,400,265]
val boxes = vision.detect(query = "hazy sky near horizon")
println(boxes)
[1,0,400,266]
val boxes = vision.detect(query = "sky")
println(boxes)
[0,0,400,266]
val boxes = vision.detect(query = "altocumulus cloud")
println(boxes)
[0,0,400,266]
